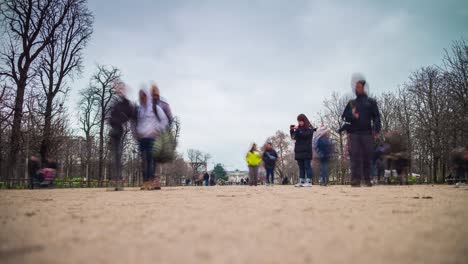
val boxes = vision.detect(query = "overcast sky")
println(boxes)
[69,0,467,171]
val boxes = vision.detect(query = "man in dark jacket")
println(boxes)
[262,142,278,186]
[108,81,135,191]
[203,172,210,186]
[342,73,381,187]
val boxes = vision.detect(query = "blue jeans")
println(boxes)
[204,179,209,186]
[297,159,312,181]
[265,167,275,184]
[319,158,329,185]
[139,138,156,182]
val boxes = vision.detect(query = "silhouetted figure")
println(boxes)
[341,73,381,187]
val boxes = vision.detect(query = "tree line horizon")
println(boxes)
[0,1,466,186]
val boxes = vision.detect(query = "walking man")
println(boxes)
[108,81,135,191]
[341,73,381,187]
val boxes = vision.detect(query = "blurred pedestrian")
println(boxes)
[290,114,315,187]
[382,131,410,185]
[246,143,262,186]
[313,126,333,186]
[203,172,210,186]
[262,142,278,186]
[341,73,381,187]
[450,145,467,184]
[28,155,42,189]
[134,88,164,190]
[108,80,135,191]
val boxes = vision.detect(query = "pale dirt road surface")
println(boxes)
[1,185,467,264]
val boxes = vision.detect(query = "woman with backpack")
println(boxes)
[313,126,333,186]
[246,143,262,186]
[134,85,172,190]
[290,114,315,187]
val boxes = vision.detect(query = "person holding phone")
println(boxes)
[341,73,381,187]
[290,114,315,187]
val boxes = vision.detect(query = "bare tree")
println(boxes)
[80,64,121,184]
[0,0,81,179]
[321,92,351,184]
[187,149,211,184]
[37,0,93,162]
[78,87,99,186]
[264,130,292,182]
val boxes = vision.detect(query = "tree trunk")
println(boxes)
[8,78,27,180]
[40,96,54,163]
[98,112,105,187]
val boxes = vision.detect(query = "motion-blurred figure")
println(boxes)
[108,81,135,191]
[450,146,467,184]
[291,114,315,187]
[134,84,173,190]
[314,126,333,186]
[341,73,381,187]
[203,172,210,186]
[246,143,262,186]
[262,142,278,186]
[382,131,410,185]
[28,155,42,189]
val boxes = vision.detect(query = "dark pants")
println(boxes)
[265,167,275,184]
[204,179,209,186]
[319,158,329,185]
[349,133,373,185]
[110,134,123,181]
[139,138,156,182]
[248,166,259,186]
[297,159,312,180]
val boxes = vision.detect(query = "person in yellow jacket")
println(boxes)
[246,143,262,186]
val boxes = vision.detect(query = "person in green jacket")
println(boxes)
[246,143,262,186]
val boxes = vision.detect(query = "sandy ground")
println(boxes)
[0,185,467,264]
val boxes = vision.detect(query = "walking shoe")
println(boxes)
[295,180,304,187]
[302,182,313,187]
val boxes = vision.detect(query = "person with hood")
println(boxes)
[246,143,262,186]
[313,126,333,186]
[342,73,381,187]
[262,142,278,186]
[108,81,136,191]
[290,114,315,187]
[150,83,173,126]
[134,87,170,190]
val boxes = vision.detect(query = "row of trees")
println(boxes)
[0,2,465,185]
[0,0,93,182]
[261,39,467,184]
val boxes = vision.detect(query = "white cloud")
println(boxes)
[68,0,467,170]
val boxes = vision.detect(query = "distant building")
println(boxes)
[227,170,248,184]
